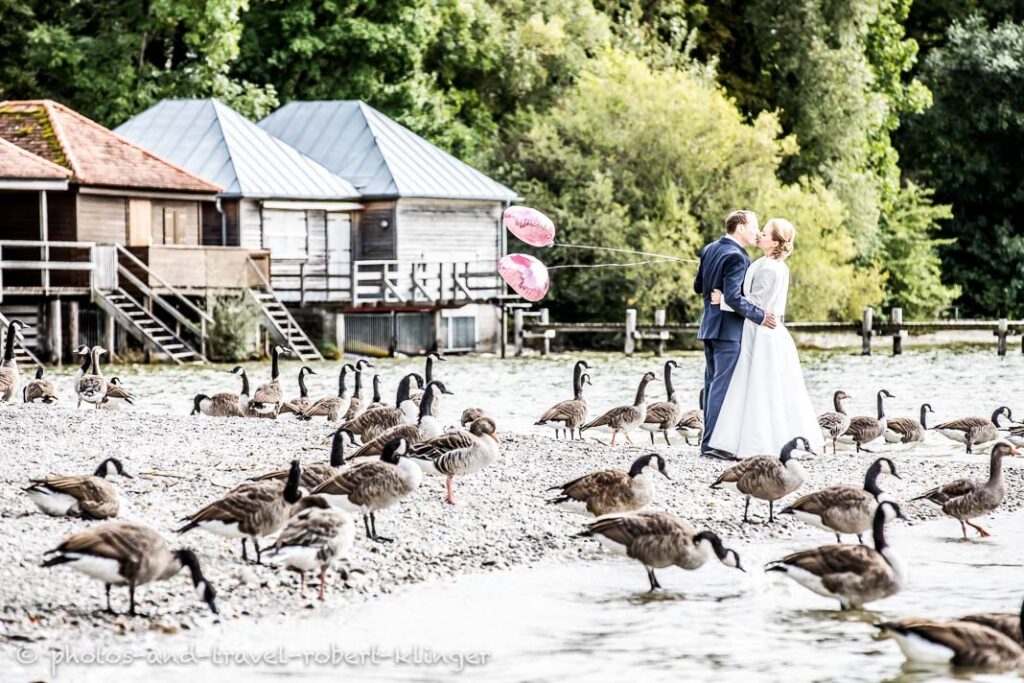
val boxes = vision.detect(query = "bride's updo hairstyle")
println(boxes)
[766,218,796,260]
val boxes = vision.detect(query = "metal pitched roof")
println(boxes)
[259,101,518,202]
[115,99,359,200]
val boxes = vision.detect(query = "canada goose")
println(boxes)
[23,366,58,404]
[409,416,500,504]
[577,511,744,592]
[913,441,1019,538]
[410,352,446,415]
[177,460,304,563]
[838,389,894,452]
[101,377,136,408]
[248,345,295,416]
[535,360,591,440]
[675,389,705,446]
[342,373,432,442]
[0,319,27,402]
[279,366,317,415]
[886,403,934,443]
[231,365,251,413]
[580,371,660,445]
[364,374,385,411]
[877,618,1024,670]
[641,360,682,446]
[547,453,670,516]
[25,457,132,519]
[264,496,356,602]
[301,363,356,421]
[817,390,852,454]
[350,381,448,458]
[192,392,244,418]
[42,521,218,616]
[962,598,1024,645]
[535,371,592,440]
[71,344,91,384]
[76,346,108,409]
[933,407,1013,454]
[779,457,900,543]
[1007,424,1024,448]
[343,359,375,419]
[253,428,355,490]
[461,407,487,427]
[711,436,814,522]
[766,501,907,609]
[311,438,422,543]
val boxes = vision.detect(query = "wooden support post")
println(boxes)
[891,307,903,356]
[625,308,637,356]
[49,299,62,365]
[433,309,444,353]
[996,318,1008,356]
[513,309,524,357]
[105,310,116,360]
[861,307,873,356]
[539,308,550,356]
[389,310,398,357]
[66,300,79,359]
[654,309,666,357]
[499,302,507,360]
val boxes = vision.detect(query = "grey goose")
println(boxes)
[535,359,591,440]
[265,496,356,602]
[25,457,132,519]
[933,406,1013,454]
[641,360,683,446]
[409,416,500,504]
[580,371,660,445]
[23,366,58,404]
[837,389,893,452]
[710,436,815,522]
[817,390,851,453]
[546,453,669,517]
[885,403,934,443]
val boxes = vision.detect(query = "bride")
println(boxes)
[706,218,824,458]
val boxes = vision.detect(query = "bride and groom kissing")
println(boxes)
[694,210,824,460]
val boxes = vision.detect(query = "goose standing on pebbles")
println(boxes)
[641,360,683,446]
[535,365,592,440]
[0,319,27,402]
[410,417,500,504]
[411,352,446,414]
[817,390,852,454]
[342,373,432,442]
[23,366,58,404]
[913,441,1019,538]
[25,457,132,519]
[766,501,907,610]
[301,363,356,422]
[546,453,669,516]
[885,403,934,444]
[344,359,374,419]
[280,366,317,415]
[461,408,487,427]
[42,521,218,616]
[580,371,660,446]
[878,617,1024,670]
[350,381,448,458]
[265,496,356,602]
[933,407,1013,454]
[101,377,136,408]
[177,460,304,563]
[780,457,900,543]
[76,346,108,409]
[248,345,295,417]
[577,511,744,592]
[838,389,894,453]
[253,428,355,490]
[675,389,705,446]
[711,436,814,522]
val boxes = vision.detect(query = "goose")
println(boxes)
[933,406,1013,454]
[580,371,660,445]
[675,389,705,446]
[71,344,91,385]
[25,457,132,519]
[247,345,295,416]
[817,390,852,453]
[535,360,591,440]
[409,416,500,504]
[311,438,422,542]
[961,598,1024,645]
[641,360,683,446]
[252,427,355,490]
[231,365,251,413]
[42,521,218,616]
[576,511,744,592]
[341,373,431,442]
[191,392,244,417]
[546,453,670,516]
[837,389,894,452]
[912,441,1019,538]
[0,319,27,402]
[101,377,136,408]
[885,403,934,444]
[410,352,446,415]
[1006,423,1024,448]
[710,436,814,522]
[23,366,58,404]
[264,496,356,602]
[177,460,304,563]
[279,366,317,415]
[364,374,385,411]
[765,501,907,609]
[779,457,900,543]
[461,407,487,427]
[76,346,108,409]
[343,359,375,419]
[301,363,356,421]
[349,381,448,458]
[535,371,592,440]
[877,618,1024,670]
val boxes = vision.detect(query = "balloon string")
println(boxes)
[548,259,680,269]
[551,242,700,264]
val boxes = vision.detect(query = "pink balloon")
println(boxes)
[503,205,555,247]
[498,253,550,302]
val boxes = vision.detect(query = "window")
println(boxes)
[262,209,307,259]
[441,315,476,351]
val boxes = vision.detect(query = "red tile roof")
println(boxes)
[0,137,71,180]
[0,100,220,193]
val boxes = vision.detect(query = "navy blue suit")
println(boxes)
[694,236,766,452]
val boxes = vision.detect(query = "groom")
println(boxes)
[694,210,776,460]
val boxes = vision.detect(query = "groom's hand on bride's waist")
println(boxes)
[761,312,777,329]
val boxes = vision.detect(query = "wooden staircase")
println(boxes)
[247,287,323,361]
[93,288,207,364]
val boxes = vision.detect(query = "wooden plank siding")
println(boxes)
[76,194,127,244]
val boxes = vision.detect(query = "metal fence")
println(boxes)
[344,311,474,356]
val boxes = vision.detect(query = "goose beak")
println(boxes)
[489,432,500,443]
[1010,445,1021,456]
[443,388,455,395]
[892,472,902,480]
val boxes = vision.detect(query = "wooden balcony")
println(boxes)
[125,245,270,293]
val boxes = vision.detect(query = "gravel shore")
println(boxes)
[1,403,1020,658]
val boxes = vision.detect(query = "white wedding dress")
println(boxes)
[708,257,824,458]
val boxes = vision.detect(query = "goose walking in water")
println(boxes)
[913,441,1019,538]
[535,360,591,440]
[641,360,683,446]
[878,617,1024,670]
[76,346,108,409]
[265,496,356,602]
[885,403,934,444]
[279,366,317,416]
[580,371,660,445]
[23,366,58,404]
[409,417,500,504]
[546,453,669,517]
[247,345,295,417]
[301,363,356,422]
[838,389,894,453]
[577,511,744,592]
[25,457,132,519]
[766,501,907,610]
[817,390,852,454]
[711,437,814,522]
[933,406,1013,454]
[0,319,27,402]
[42,521,218,616]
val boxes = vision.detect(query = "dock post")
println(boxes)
[654,309,666,357]
[891,307,903,356]
[996,318,1008,356]
[513,309,524,356]
[861,307,873,356]
[48,299,62,365]
[104,311,115,360]
[625,308,637,356]
[539,308,550,356]
[66,300,79,359]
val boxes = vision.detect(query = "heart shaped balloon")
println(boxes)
[503,206,555,247]
[498,253,550,302]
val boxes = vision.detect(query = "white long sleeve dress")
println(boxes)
[707,257,824,458]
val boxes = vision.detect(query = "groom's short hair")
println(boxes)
[725,210,755,234]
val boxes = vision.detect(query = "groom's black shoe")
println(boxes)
[701,448,740,461]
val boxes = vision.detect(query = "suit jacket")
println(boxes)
[694,236,766,341]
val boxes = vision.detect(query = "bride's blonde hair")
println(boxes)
[766,218,796,260]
